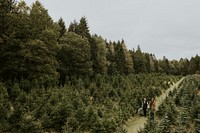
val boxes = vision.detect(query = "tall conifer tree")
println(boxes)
[58,17,66,41]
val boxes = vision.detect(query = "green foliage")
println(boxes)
[188,55,200,74]
[0,0,199,84]
[58,17,66,40]
[157,116,171,133]
[0,83,10,129]
[114,40,134,75]
[195,113,200,133]
[157,102,167,117]
[0,1,59,82]
[0,74,180,132]
[141,75,200,133]
[131,45,147,73]
[159,56,170,74]
[0,0,200,132]
[0,0,16,36]
[57,32,92,80]
[92,35,108,75]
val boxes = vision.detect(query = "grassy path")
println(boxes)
[123,77,185,133]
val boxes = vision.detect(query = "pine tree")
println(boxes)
[144,53,156,73]
[188,55,200,74]
[77,17,91,39]
[0,83,10,126]
[170,60,181,75]
[195,113,200,133]
[153,56,159,72]
[58,32,92,80]
[93,35,108,75]
[68,20,79,33]
[157,102,166,117]
[180,107,190,126]
[106,42,118,75]
[0,0,16,80]
[122,43,134,74]
[0,0,15,36]
[175,114,187,133]
[0,0,30,80]
[166,102,177,125]
[58,17,66,41]
[131,45,147,73]
[29,1,55,37]
[20,39,58,81]
[115,40,133,75]
[179,58,189,75]
[159,56,170,74]
[157,115,171,133]
[0,1,59,82]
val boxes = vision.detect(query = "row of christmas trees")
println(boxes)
[140,75,200,133]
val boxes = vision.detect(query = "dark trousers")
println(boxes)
[150,111,155,120]
[143,108,147,116]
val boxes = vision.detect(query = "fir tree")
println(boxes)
[157,115,171,133]
[68,20,79,33]
[195,113,200,133]
[188,55,200,74]
[58,17,66,40]
[58,32,92,80]
[0,0,15,36]
[131,45,147,73]
[93,35,108,75]
[77,17,91,39]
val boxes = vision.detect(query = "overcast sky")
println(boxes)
[23,0,200,60]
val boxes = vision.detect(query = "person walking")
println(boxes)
[142,98,148,116]
[149,97,156,120]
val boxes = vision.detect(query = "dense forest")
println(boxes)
[0,0,200,133]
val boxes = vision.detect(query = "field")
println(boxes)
[139,75,200,133]
[0,74,181,133]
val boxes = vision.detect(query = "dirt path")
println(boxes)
[123,77,185,133]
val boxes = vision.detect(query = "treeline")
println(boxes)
[0,0,199,85]
[140,75,200,133]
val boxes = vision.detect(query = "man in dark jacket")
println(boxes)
[142,98,148,116]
